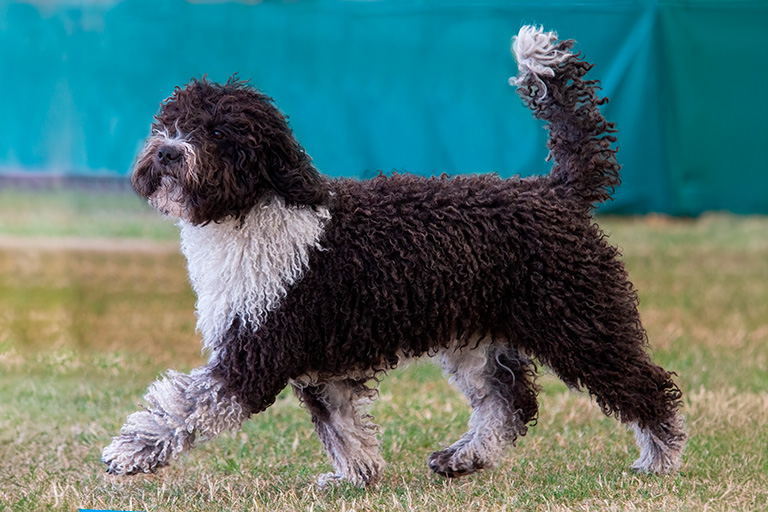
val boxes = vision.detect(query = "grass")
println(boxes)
[1,190,767,511]
[0,188,178,240]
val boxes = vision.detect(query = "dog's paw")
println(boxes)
[316,466,381,489]
[631,415,687,475]
[427,447,485,478]
[316,472,346,489]
[101,434,171,476]
[102,406,197,475]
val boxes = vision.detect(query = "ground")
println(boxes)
[0,188,766,511]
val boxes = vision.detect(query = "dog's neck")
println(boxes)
[178,195,330,359]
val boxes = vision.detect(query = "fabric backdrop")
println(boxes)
[1,0,766,214]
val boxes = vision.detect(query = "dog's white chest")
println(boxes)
[178,196,330,358]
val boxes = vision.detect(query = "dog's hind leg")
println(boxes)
[428,342,539,478]
[293,379,385,487]
[533,317,687,474]
[102,366,249,475]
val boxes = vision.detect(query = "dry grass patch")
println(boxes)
[0,208,767,511]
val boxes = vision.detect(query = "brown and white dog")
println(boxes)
[102,26,686,487]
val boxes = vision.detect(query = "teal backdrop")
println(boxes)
[1,0,767,214]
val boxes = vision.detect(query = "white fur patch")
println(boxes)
[631,415,687,474]
[144,367,248,441]
[309,381,385,488]
[509,25,572,98]
[149,175,187,219]
[101,367,248,475]
[434,341,522,471]
[179,195,330,359]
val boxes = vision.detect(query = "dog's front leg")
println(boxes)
[102,366,249,475]
[293,379,384,488]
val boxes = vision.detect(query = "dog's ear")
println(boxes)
[263,144,328,207]
[255,116,329,208]
[271,162,329,207]
[231,86,329,208]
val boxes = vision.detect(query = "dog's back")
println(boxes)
[299,171,597,364]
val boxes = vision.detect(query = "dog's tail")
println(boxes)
[510,26,620,208]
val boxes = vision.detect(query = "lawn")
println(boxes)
[0,189,766,511]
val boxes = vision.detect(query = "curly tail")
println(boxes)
[510,26,620,208]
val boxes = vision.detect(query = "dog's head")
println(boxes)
[132,77,329,224]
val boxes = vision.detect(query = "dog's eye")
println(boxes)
[212,130,224,140]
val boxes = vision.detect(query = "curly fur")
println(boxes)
[103,26,686,486]
[179,196,330,359]
[293,379,385,487]
[102,367,248,475]
[428,340,539,477]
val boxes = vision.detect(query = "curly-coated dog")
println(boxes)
[103,26,686,487]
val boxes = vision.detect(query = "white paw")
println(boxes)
[102,434,170,475]
[316,472,345,489]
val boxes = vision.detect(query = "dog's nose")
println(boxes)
[157,145,181,165]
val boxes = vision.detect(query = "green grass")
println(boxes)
[0,191,767,511]
[0,189,178,240]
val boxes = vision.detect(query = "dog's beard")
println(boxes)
[149,175,188,219]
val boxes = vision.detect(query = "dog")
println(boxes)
[102,26,686,487]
